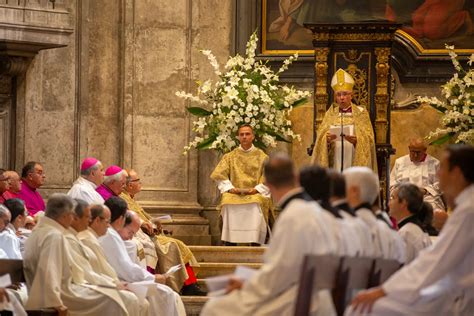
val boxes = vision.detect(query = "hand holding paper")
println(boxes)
[164,264,183,277]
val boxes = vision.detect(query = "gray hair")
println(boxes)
[343,167,380,204]
[104,170,126,184]
[73,199,88,217]
[45,193,75,220]
[80,161,102,176]
[0,204,11,219]
[395,183,424,214]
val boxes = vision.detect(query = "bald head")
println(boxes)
[124,169,142,197]
[408,138,428,163]
[118,210,141,241]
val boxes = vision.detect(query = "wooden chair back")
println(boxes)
[294,254,342,316]
[0,259,24,283]
[332,257,374,316]
[368,258,402,287]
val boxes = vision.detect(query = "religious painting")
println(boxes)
[262,0,474,55]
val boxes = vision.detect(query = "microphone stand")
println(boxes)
[340,110,344,172]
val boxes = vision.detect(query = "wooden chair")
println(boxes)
[368,258,402,287]
[0,259,60,316]
[332,257,374,316]
[294,254,342,316]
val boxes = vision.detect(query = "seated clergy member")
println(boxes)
[0,205,21,259]
[119,170,159,275]
[17,162,45,216]
[389,183,432,263]
[120,169,203,295]
[350,145,474,316]
[77,204,122,279]
[328,169,375,257]
[67,157,105,204]
[201,152,339,316]
[0,169,10,203]
[311,69,377,171]
[343,167,405,263]
[3,198,29,255]
[23,193,129,315]
[390,138,445,211]
[98,196,186,316]
[65,199,146,316]
[96,165,127,201]
[2,170,21,200]
[210,124,272,245]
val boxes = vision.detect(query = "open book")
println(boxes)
[205,265,257,297]
[328,125,354,141]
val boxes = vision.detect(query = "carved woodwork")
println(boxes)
[305,22,400,208]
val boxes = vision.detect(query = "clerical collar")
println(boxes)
[239,144,255,153]
[339,105,352,113]
[354,202,372,211]
[278,187,312,210]
[398,214,422,229]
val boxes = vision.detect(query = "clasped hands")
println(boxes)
[228,188,258,195]
[326,132,357,145]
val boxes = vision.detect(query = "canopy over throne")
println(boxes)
[305,22,400,207]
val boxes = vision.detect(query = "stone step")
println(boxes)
[162,223,209,236]
[190,246,266,263]
[197,262,262,278]
[170,235,212,246]
[181,296,209,316]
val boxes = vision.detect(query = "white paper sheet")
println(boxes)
[164,264,182,277]
[328,125,353,141]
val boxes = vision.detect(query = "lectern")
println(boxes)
[305,22,400,207]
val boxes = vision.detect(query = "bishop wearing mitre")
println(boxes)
[311,69,377,171]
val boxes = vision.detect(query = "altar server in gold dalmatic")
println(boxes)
[211,125,272,245]
[311,68,377,171]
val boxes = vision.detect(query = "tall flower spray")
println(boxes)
[176,32,311,154]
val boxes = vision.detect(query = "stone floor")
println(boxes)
[181,246,266,315]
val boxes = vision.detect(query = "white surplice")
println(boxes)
[23,216,126,315]
[390,155,444,210]
[65,228,146,316]
[347,185,474,316]
[374,184,474,315]
[99,227,185,316]
[355,208,405,263]
[397,221,432,263]
[201,188,339,316]
[67,176,105,205]
[0,225,22,259]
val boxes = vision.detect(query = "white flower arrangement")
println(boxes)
[418,45,474,145]
[176,32,311,154]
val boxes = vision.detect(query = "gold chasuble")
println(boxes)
[120,191,199,292]
[311,103,377,171]
[210,147,272,222]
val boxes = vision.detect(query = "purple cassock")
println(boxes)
[17,182,45,216]
[96,184,116,202]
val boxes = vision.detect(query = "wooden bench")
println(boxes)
[0,259,60,316]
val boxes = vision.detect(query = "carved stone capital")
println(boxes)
[0,56,31,75]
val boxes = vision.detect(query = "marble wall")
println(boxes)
[11,0,445,214]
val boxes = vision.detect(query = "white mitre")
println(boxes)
[331,68,355,92]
